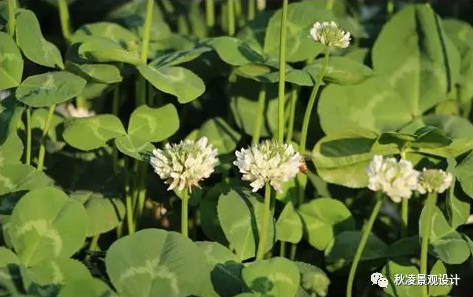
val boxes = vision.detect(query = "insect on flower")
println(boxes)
[298,157,309,174]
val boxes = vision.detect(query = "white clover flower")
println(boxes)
[150,137,218,193]
[66,104,96,118]
[417,168,453,194]
[256,0,266,11]
[310,21,351,48]
[234,140,301,193]
[366,155,419,203]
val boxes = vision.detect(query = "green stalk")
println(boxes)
[7,0,17,37]
[58,0,71,43]
[76,95,87,110]
[112,85,119,174]
[286,85,299,142]
[25,108,31,165]
[277,0,288,144]
[88,234,100,251]
[135,162,148,226]
[181,188,190,238]
[227,0,235,36]
[420,192,436,297]
[234,0,245,27]
[124,157,135,235]
[387,0,394,15]
[248,0,255,21]
[252,84,266,144]
[299,47,330,153]
[346,197,383,297]
[325,0,334,10]
[256,184,272,260]
[141,0,154,64]
[280,241,286,257]
[205,0,215,28]
[36,105,56,172]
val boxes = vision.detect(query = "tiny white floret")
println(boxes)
[233,140,301,193]
[66,104,96,118]
[366,155,419,203]
[150,137,219,192]
[310,21,351,48]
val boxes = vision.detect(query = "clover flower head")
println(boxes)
[257,0,266,11]
[417,168,453,194]
[150,137,219,192]
[366,155,419,203]
[310,21,351,48]
[233,140,301,193]
[66,104,96,118]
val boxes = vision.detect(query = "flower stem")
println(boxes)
[346,197,383,297]
[112,85,119,174]
[280,241,286,257]
[401,199,408,237]
[248,0,255,21]
[234,0,245,27]
[227,0,235,36]
[387,0,394,15]
[325,0,334,10]
[58,0,71,43]
[88,234,100,251]
[36,104,56,172]
[420,192,436,297]
[299,46,330,153]
[286,85,299,142]
[252,84,266,144]
[7,0,17,37]
[141,0,154,64]
[76,95,87,110]
[277,0,288,144]
[25,108,31,165]
[135,162,148,227]
[181,188,190,238]
[256,184,272,260]
[205,0,215,28]
[124,157,135,235]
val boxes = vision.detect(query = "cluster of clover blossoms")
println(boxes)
[149,137,301,194]
[366,154,453,201]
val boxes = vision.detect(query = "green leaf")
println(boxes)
[0,97,24,164]
[128,104,179,142]
[454,151,473,198]
[114,134,155,161]
[317,76,413,134]
[63,114,126,151]
[299,198,355,250]
[57,278,118,297]
[78,36,142,65]
[197,117,241,155]
[217,187,275,261]
[242,257,300,297]
[304,57,374,85]
[372,4,460,116]
[196,241,245,297]
[28,258,91,285]
[0,164,54,214]
[325,231,388,272]
[312,128,399,188]
[419,206,470,264]
[149,46,212,68]
[411,126,452,149]
[137,65,205,104]
[443,19,473,107]
[70,21,139,45]
[83,192,125,237]
[235,64,314,86]
[264,2,335,62]
[429,260,452,296]
[382,260,422,297]
[105,229,210,297]
[206,36,264,66]
[0,247,30,295]
[8,187,88,267]
[0,32,23,90]
[15,9,64,69]
[16,71,87,108]
[296,261,330,297]
[275,202,303,243]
